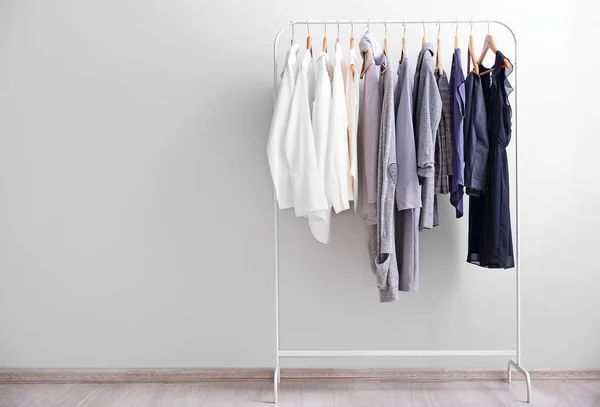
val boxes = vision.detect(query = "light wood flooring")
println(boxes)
[0,379,598,406]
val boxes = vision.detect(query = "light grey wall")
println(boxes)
[0,0,598,369]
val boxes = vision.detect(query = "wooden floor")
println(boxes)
[0,380,599,406]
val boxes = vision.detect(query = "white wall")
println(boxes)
[0,0,598,369]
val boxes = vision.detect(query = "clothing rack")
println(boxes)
[271,19,531,404]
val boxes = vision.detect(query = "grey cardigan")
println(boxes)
[368,59,399,303]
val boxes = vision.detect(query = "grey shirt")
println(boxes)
[394,57,421,211]
[413,43,442,229]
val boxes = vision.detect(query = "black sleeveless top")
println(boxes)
[467,51,515,269]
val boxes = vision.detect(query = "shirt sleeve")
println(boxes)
[363,68,381,205]
[378,72,397,255]
[267,59,296,209]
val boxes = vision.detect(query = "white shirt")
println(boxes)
[267,44,300,209]
[308,52,333,243]
[345,45,360,210]
[284,50,328,219]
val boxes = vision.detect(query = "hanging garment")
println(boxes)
[341,48,348,89]
[308,52,333,243]
[431,68,453,227]
[463,69,488,261]
[413,43,442,229]
[358,32,384,225]
[434,68,453,195]
[394,57,420,292]
[345,44,360,210]
[467,52,515,269]
[326,42,350,213]
[449,48,466,218]
[267,44,300,209]
[283,50,328,219]
[369,56,399,303]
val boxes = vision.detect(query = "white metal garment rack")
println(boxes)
[271,19,531,404]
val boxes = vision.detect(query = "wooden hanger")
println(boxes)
[468,22,479,75]
[305,21,313,56]
[400,21,407,64]
[360,20,374,78]
[477,21,511,75]
[383,21,389,60]
[454,20,459,50]
[436,21,443,74]
[291,22,295,46]
[322,21,327,53]
[421,21,427,47]
[360,48,374,79]
[350,21,357,76]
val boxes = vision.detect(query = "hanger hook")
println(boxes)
[291,22,295,43]
[306,20,311,37]
[351,20,354,37]
[384,20,388,38]
[455,19,459,36]
[422,20,426,36]
[437,19,441,37]
[487,19,490,34]
[469,19,473,35]
[367,19,370,31]
[337,20,340,38]
[324,20,327,36]
[403,19,406,37]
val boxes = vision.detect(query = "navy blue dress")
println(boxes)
[467,51,514,269]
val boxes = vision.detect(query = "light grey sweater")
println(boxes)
[368,60,399,303]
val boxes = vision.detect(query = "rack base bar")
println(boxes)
[278,350,516,358]
[508,359,532,403]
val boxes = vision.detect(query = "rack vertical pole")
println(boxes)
[504,25,532,403]
[272,23,286,404]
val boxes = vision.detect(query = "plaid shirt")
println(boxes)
[413,43,442,229]
[434,69,453,195]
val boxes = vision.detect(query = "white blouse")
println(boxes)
[283,50,329,219]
